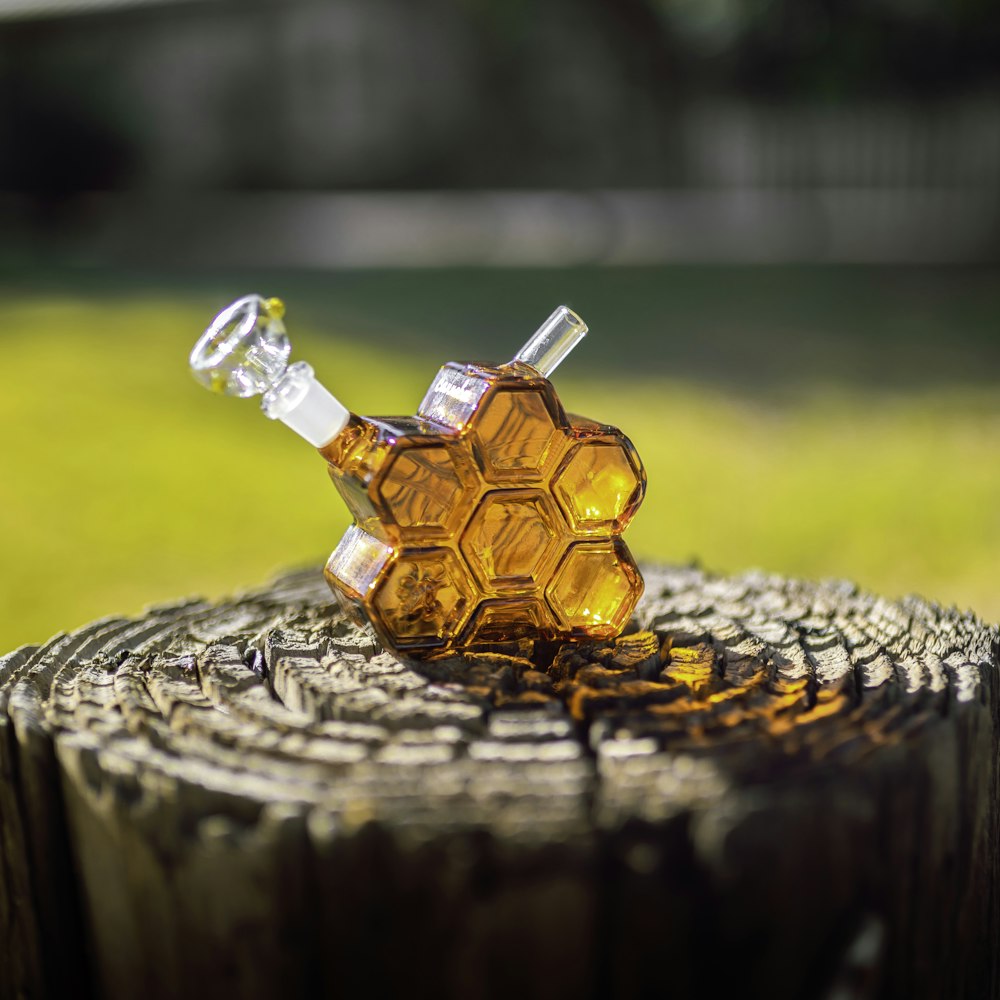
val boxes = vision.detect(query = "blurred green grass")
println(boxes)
[1,272,999,651]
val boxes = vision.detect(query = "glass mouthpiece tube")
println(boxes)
[513,305,588,378]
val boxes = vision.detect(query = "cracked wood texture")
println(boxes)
[1,565,998,1000]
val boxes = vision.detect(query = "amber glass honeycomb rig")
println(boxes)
[191,296,646,658]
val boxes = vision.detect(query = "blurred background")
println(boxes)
[0,0,998,650]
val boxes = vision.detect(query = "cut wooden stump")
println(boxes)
[1,565,998,1000]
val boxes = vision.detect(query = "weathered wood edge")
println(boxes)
[1,565,998,1000]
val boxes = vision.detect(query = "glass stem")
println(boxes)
[513,305,588,378]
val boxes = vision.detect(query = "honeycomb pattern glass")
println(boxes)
[320,364,645,656]
[190,298,646,657]
[461,490,559,589]
[547,541,641,635]
[553,441,643,533]
[372,548,474,648]
[463,598,553,644]
[473,389,562,480]
[378,446,466,533]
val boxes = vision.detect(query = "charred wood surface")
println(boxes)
[1,565,998,1000]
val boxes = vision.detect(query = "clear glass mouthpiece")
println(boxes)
[514,305,588,378]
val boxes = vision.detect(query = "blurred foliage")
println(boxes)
[1,267,998,651]
[648,0,1000,95]
[2,0,998,195]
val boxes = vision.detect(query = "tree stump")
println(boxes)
[1,564,998,1000]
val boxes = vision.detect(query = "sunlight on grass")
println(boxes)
[1,295,998,651]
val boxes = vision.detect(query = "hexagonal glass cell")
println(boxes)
[461,490,562,590]
[553,440,644,534]
[472,388,564,483]
[547,540,642,636]
[462,597,554,645]
[372,548,474,649]
[377,445,468,537]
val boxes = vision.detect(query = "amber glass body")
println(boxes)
[319,360,646,657]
